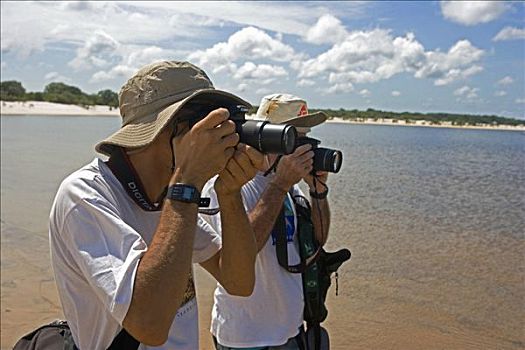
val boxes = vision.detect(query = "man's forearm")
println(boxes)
[248,182,289,251]
[216,191,257,296]
[310,197,330,245]
[123,199,198,346]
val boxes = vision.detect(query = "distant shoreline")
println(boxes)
[2,100,524,132]
[327,117,525,132]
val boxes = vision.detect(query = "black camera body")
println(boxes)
[296,137,343,173]
[178,99,297,155]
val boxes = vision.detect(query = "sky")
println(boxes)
[1,1,524,119]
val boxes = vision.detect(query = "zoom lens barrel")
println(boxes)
[237,120,297,154]
[313,148,343,173]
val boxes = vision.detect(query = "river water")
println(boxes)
[1,115,524,349]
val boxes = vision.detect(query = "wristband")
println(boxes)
[310,188,328,200]
[166,184,210,207]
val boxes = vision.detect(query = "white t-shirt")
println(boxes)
[49,158,221,350]
[201,173,304,348]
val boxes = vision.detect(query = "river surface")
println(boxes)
[1,115,524,349]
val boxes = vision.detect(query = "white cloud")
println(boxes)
[44,72,70,83]
[233,62,288,83]
[88,45,176,83]
[516,98,525,104]
[297,79,315,87]
[298,29,484,90]
[454,85,479,100]
[1,62,6,69]
[497,76,514,85]
[69,31,119,70]
[433,65,483,86]
[188,26,297,75]
[440,1,509,26]
[391,90,401,97]
[359,89,371,97]
[493,26,525,41]
[494,90,507,97]
[255,87,272,95]
[304,14,348,45]
[327,82,354,94]
[0,1,239,59]
[237,83,248,93]
[299,30,426,81]
[415,40,484,86]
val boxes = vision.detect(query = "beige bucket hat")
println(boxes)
[95,61,251,156]
[254,93,327,128]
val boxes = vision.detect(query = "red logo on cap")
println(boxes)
[298,104,308,116]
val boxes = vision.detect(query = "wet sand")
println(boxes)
[3,220,523,349]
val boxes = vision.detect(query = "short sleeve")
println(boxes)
[192,216,221,264]
[199,177,223,237]
[60,196,147,325]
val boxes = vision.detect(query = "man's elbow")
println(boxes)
[123,317,170,346]
[223,278,254,297]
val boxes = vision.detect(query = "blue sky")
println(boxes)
[1,1,524,118]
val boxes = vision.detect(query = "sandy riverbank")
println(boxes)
[0,100,120,116]
[2,101,524,132]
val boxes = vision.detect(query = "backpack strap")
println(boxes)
[275,193,321,274]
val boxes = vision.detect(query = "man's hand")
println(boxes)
[172,108,238,190]
[304,171,329,193]
[271,144,314,191]
[215,144,265,196]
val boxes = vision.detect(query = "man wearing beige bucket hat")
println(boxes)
[202,94,332,349]
[47,61,265,349]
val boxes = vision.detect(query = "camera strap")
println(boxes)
[106,148,163,212]
[263,155,283,177]
[275,192,321,274]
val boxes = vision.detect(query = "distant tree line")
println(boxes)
[306,107,525,127]
[2,80,523,126]
[0,80,118,108]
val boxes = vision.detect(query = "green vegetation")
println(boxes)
[247,106,524,127]
[1,80,118,108]
[306,108,525,127]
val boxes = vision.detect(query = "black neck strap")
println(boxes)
[106,148,163,212]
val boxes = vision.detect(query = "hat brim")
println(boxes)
[282,111,328,128]
[95,89,250,156]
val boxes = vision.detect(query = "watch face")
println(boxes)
[182,186,194,200]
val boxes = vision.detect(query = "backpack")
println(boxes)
[13,320,140,350]
[13,320,76,350]
[275,194,351,350]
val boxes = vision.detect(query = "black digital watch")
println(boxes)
[166,184,210,207]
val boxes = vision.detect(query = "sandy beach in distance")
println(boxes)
[0,101,120,116]
[2,100,524,132]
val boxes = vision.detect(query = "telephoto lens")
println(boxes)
[176,100,297,154]
[296,137,343,173]
[313,147,343,173]
[229,106,297,155]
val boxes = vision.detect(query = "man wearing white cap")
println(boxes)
[47,61,265,349]
[202,94,332,349]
